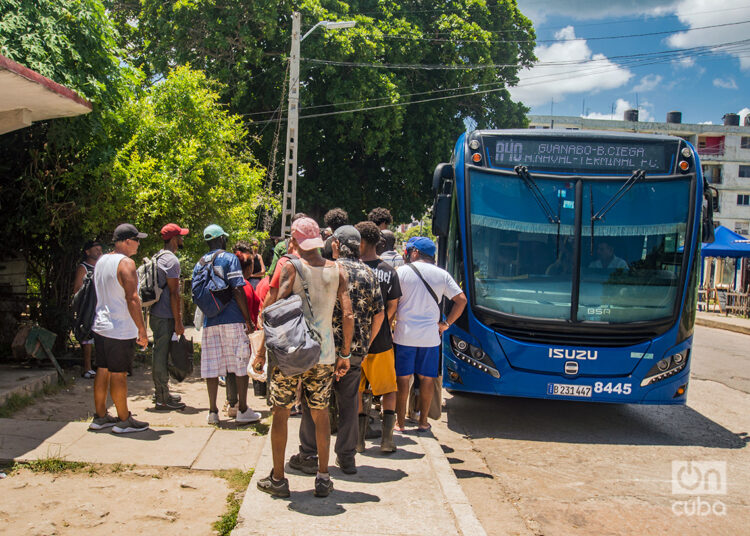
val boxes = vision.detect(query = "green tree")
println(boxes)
[107,0,535,223]
[96,66,271,262]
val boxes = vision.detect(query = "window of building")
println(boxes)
[740,165,750,178]
[737,194,750,206]
[702,165,722,184]
[735,222,749,236]
[741,137,750,149]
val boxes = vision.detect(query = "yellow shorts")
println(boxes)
[359,348,397,396]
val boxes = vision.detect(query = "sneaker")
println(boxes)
[82,369,96,379]
[151,393,181,403]
[227,403,238,418]
[314,475,334,497]
[154,400,186,411]
[112,413,149,434]
[257,470,290,498]
[235,406,261,423]
[288,453,318,475]
[88,413,118,430]
[207,411,220,425]
[336,456,357,475]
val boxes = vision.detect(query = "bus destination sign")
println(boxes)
[486,137,673,173]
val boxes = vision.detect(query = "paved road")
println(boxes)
[432,326,750,535]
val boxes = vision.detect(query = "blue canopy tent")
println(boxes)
[701,225,750,289]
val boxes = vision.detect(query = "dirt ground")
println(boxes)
[0,465,232,536]
[2,347,269,535]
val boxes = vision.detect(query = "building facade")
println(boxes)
[528,112,750,236]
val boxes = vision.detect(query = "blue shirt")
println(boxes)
[192,250,246,327]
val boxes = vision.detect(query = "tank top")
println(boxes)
[81,261,95,274]
[292,261,339,365]
[92,253,137,340]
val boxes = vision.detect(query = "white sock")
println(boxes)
[317,471,330,480]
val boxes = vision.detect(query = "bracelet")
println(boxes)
[338,352,351,360]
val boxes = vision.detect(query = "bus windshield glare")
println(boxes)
[469,169,691,324]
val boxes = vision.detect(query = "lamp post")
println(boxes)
[280,12,356,237]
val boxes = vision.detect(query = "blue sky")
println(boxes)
[510,0,750,125]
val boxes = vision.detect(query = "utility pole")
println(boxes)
[280,12,301,238]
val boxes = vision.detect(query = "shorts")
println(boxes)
[81,339,94,345]
[93,333,135,373]
[200,323,251,378]
[359,348,397,395]
[270,363,335,410]
[394,344,439,378]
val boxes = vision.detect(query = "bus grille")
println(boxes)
[493,325,661,348]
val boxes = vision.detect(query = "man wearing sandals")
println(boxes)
[393,237,467,433]
[253,217,354,498]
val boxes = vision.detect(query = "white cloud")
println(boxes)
[713,77,738,89]
[518,0,678,23]
[740,107,750,125]
[509,26,633,107]
[673,56,695,69]
[667,0,750,70]
[582,98,654,121]
[632,74,663,92]
[698,121,714,124]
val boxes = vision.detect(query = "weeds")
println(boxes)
[0,377,71,418]
[212,469,254,536]
[16,457,88,474]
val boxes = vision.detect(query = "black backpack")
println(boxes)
[71,270,97,342]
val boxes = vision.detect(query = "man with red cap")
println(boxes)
[150,223,189,410]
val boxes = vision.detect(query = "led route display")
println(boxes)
[485,136,675,173]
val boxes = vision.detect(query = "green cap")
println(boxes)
[203,224,228,241]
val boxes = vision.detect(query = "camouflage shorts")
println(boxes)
[269,363,335,410]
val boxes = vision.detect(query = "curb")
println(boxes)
[0,370,58,407]
[419,434,488,536]
[695,317,750,336]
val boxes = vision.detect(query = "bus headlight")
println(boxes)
[641,351,689,387]
[450,335,500,378]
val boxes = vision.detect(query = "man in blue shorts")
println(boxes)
[393,237,466,432]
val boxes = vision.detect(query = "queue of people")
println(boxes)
[77,207,467,499]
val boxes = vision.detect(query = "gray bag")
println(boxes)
[262,258,321,376]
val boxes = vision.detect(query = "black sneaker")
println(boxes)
[288,453,318,475]
[112,413,149,434]
[257,470,290,498]
[151,393,182,403]
[314,475,334,497]
[336,456,357,475]
[155,400,186,411]
[88,413,118,430]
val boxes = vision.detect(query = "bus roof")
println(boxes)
[471,129,680,143]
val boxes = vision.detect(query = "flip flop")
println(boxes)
[394,424,407,433]
[417,424,432,433]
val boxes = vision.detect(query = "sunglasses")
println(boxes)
[128,237,141,243]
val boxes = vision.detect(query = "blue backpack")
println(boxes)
[191,251,233,318]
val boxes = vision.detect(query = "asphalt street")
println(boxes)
[431,325,750,535]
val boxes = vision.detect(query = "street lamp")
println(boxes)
[280,13,356,237]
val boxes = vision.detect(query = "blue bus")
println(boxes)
[431,129,715,404]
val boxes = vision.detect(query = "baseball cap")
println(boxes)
[82,240,102,252]
[203,224,228,241]
[161,223,189,240]
[409,237,437,257]
[333,225,361,251]
[291,217,325,251]
[112,223,147,242]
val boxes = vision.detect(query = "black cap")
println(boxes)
[333,225,361,251]
[112,223,147,242]
[82,240,102,252]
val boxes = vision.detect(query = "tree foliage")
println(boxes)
[107,0,536,222]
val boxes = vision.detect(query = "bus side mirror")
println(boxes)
[432,194,451,237]
[702,185,717,244]
[433,163,454,193]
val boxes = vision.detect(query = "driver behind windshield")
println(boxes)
[589,241,628,270]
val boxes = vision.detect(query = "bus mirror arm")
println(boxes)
[702,180,717,244]
[433,163,454,193]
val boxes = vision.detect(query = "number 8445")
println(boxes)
[594,382,632,395]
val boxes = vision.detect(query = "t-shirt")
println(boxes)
[589,256,628,270]
[332,258,383,364]
[393,262,462,348]
[270,254,297,289]
[267,240,287,277]
[151,249,180,319]
[363,258,402,354]
[192,250,246,327]
[381,250,404,269]
[255,276,270,305]
[242,278,260,326]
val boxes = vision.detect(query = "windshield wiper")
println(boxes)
[514,166,560,225]
[590,169,646,254]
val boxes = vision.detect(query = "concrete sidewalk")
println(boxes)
[232,418,486,536]
[696,311,750,335]
[0,367,57,406]
[0,417,264,471]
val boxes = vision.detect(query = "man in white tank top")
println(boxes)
[89,224,150,434]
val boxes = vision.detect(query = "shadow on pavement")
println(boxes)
[445,392,750,449]
[285,489,381,516]
[331,465,408,484]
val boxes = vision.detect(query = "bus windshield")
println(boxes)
[469,169,691,324]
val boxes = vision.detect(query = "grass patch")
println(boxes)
[212,469,254,536]
[15,456,88,474]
